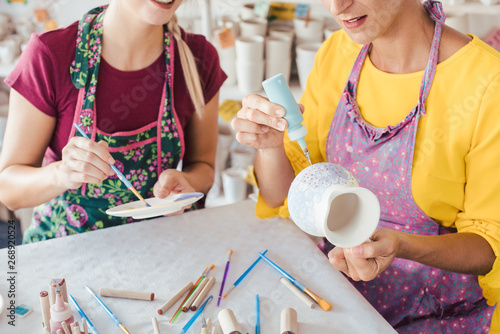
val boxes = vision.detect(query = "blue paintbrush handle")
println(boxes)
[85,285,121,326]
[73,123,133,189]
[234,249,268,287]
[179,295,213,334]
[258,252,306,291]
[69,294,100,334]
[256,294,260,334]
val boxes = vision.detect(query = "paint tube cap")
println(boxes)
[50,293,73,322]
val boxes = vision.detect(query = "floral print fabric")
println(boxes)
[24,6,182,242]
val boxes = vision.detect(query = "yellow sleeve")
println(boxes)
[455,73,500,305]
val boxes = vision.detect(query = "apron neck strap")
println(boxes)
[345,0,446,107]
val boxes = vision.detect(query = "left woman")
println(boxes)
[0,0,226,242]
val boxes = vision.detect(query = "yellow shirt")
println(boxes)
[256,30,500,305]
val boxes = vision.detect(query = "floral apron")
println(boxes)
[323,1,494,332]
[23,6,183,242]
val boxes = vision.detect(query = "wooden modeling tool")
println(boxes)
[217,250,233,307]
[279,277,314,308]
[191,277,216,311]
[50,279,66,305]
[152,317,161,334]
[100,288,154,301]
[182,278,208,312]
[158,281,193,315]
[73,122,151,207]
[82,318,89,334]
[61,321,71,334]
[218,308,241,334]
[85,285,131,334]
[223,249,268,299]
[170,265,214,323]
[69,295,100,334]
[40,291,51,332]
[280,308,298,334]
[258,253,331,311]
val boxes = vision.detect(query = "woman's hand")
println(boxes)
[328,228,400,281]
[56,137,115,190]
[232,94,301,150]
[153,169,196,215]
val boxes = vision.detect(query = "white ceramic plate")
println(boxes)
[106,192,204,219]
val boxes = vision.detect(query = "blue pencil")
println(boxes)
[69,294,100,334]
[73,122,150,207]
[85,285,131,334]
[222,249,268,299]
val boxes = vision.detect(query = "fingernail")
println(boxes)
[276,108,285,117]
[261,125,269,133]
[108,157,115,164]
[277,120,287,131]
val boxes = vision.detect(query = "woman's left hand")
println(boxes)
[328,228,400,281]
[153,169,196,215]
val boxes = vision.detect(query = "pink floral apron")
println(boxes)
[323,1,494,332]
[23,6,184,242]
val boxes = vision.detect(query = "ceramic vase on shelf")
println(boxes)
[287,162,380,248]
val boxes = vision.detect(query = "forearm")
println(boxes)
[254,146,295,208]
[0,162,67,211]
[397,231,495,276]
[183,161,215,194]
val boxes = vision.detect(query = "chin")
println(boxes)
[344,31,376,46]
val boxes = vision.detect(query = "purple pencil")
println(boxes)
[217,249,233,307]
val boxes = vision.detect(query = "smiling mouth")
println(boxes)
[154,0,174,3]
[347,15,366,23]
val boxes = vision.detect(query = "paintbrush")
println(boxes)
[73,123,150,207]
[223,249,268,299]
[258,252,332,311]
[69,295,100,334]
[85,285,131,334]
[217,249,233,307]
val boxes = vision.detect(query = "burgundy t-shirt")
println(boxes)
[5,21,227,164]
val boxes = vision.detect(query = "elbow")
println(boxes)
[0,176,21,212]
[260,194,285,209]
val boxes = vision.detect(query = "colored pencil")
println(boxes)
[258,252,332,311]
[223,249,268,299]
[85,285,131,334]
[73,122,150,207]
[217,249,233,307]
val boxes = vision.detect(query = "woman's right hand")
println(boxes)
[232,94,297,150]
[56,137,115,189]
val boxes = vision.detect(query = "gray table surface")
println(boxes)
[0,200,396,334]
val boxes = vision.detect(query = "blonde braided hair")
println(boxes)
[167,14,205,115]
